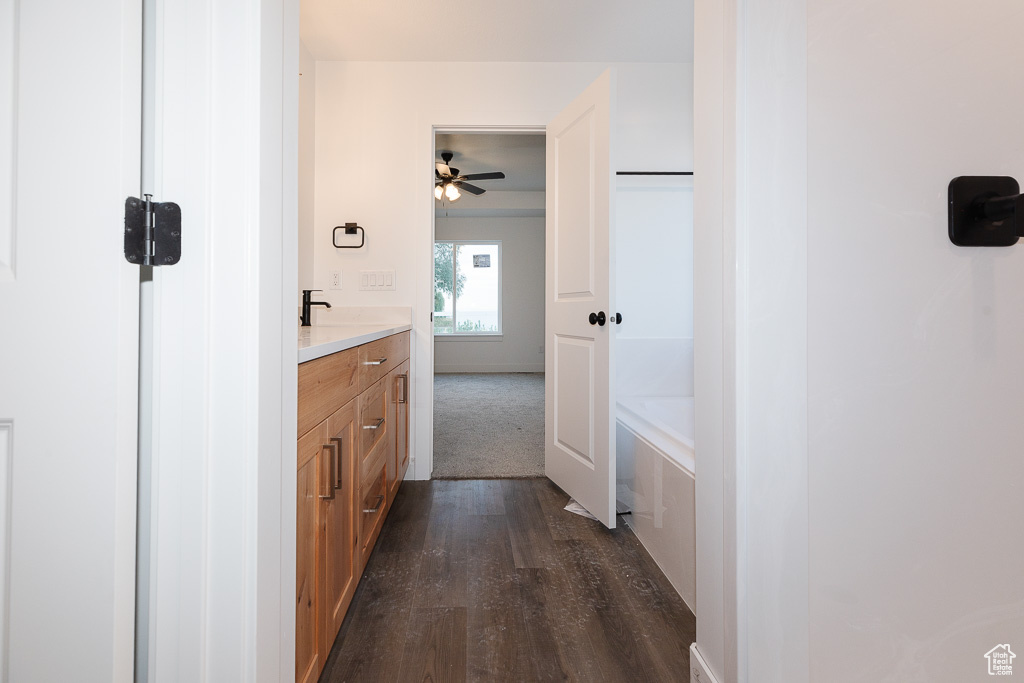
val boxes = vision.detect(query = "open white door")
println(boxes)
[545,70,617,528]
[0,2,141,681]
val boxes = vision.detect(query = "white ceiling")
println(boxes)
[300,1,693,63]
[435,133,546,193]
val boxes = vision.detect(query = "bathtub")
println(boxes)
[617,396,694,472]
[616,395,697,613]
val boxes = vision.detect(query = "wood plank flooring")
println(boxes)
[319,479,696,683]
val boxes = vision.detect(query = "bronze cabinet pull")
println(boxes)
[329,436,343,489]
[319,443,337,500]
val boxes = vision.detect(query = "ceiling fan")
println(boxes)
[434,151,506,202]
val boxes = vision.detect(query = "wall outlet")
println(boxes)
[359,270,396,291]
[329,270,343,290]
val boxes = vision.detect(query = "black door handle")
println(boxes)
[614,312,622,324]
[589,311,606,326]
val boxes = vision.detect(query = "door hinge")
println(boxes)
[124,194,181,266]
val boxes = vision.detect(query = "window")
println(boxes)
[434,241,501,336]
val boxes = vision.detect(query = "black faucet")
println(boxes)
[300,289,331,327]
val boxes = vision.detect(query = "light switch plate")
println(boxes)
[358,270,396,291]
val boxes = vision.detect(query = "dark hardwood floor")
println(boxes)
[319,478,696,683]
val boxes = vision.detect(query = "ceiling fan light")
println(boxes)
[434,184,443,200]
[444,182,461,202]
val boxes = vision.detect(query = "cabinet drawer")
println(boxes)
[358,454,387,572]
[357,331,409,392]
[358,376,389,467]
[298,347,359,439]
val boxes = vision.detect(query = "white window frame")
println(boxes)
[433,239,503,339]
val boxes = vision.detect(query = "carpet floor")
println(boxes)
[432,373,545,479]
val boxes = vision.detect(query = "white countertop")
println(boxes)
[298,323,412,364]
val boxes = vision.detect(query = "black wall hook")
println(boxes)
[949,176,1024,246]
[333,223,365,249]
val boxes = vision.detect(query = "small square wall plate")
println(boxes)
[948,176,1020,247]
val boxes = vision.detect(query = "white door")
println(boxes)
[0,2,141,681]
[545,70,617,528]
[802,4,1024,679]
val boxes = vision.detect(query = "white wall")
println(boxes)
[312,61,692,479]
[615,177,694,399]
[298,42,316,293]
[434,215,545,373]
[615,178,694,340]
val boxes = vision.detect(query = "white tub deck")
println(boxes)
[617,396,694,472]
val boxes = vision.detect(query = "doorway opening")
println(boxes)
[430,131,547,479]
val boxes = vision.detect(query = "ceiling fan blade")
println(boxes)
[436,162,452,177]
[459,171,506,181]
[456,182,486,196]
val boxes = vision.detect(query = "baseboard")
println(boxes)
[434,364,544,373]
[691,643,722,683]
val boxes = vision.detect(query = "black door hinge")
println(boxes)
[124,194,181,266]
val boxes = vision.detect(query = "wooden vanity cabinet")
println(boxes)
[295,330,410,683]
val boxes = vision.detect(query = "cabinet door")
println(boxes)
[296,422,329,683]
[385,368,399,504]
[321,400,358,657]
[389,360,410,499]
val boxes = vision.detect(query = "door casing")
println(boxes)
[141,0,299,681]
